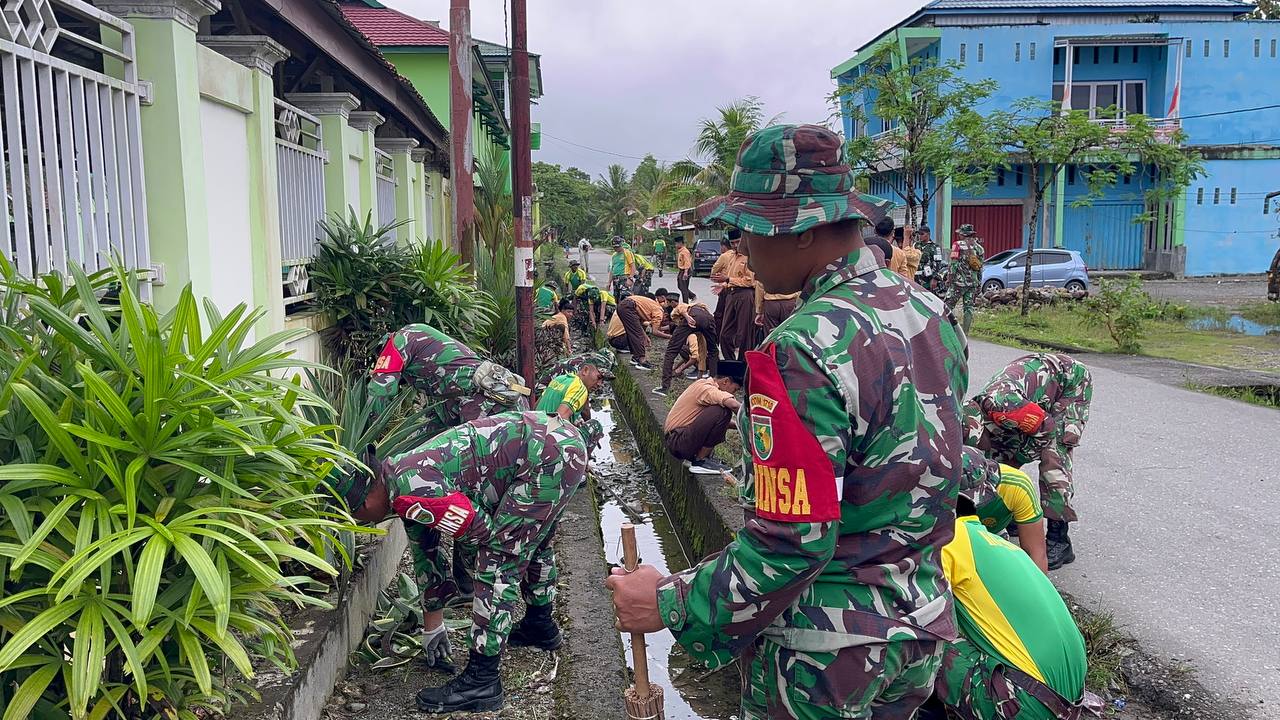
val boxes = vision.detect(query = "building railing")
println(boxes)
[1093,117,1183,143]
[274,98,327,310]
[375,148,396,226]
[1,0,150,292]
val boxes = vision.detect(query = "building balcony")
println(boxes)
[1093,116,1183,143]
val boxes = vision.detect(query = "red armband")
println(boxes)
[372,337,405,374]
[990,402,1047,434]
[393,492,476,537]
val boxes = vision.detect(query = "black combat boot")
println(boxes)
[415,650,504,713]
[507,603,563,651]
[1046,519,1076,570]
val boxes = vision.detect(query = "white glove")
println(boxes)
[421,623,452,667]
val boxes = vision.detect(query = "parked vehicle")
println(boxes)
[981,249,1090,293]
[693,239,722,274]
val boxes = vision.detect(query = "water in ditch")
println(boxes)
[588,393,742,720]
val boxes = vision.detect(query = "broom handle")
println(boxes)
[620,523,651,697]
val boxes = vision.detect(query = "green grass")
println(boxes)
[1240,301,1280,326]
[1186,383,1280,409]
[1067,600,1130,693]
[971,305,1280,374]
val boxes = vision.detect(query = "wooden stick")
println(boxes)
[620,523,650,698]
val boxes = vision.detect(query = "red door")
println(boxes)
[952,205,1023,255]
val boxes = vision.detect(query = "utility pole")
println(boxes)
[449,0,475,265]
[511,0,535,387]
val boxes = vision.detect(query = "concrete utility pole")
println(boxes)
[449,0,475,265]
[511,0,535,387]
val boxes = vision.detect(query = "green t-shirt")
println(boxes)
[654,239,667,254]
[944,517,1087,706]
[976,464,1043,532]
[610,251,628,277]
[536,373,589,420]
[535,286,558,313]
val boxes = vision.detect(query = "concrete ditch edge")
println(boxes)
[247,520,408,720]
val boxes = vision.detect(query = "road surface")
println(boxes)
[584,246,1279,715]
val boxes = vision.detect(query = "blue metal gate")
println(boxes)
[1060,202,1147,270]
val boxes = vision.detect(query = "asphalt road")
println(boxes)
[584,246,1279,714]
[580,248,715,301]
[968,340,1279,717]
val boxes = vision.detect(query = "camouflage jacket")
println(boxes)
[381,411,586,608]
[947,238,985,289]
[915,239,946,292]
[967,352,1091,449]
[656,248,969,668]
[368,324,481,409]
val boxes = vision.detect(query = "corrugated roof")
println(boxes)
[925,0,1249,8]
[339,4,450,46]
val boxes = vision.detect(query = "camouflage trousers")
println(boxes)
[740,638,944,720]
[946,284,979,333]
[934,638,1056,720]
[987,433,1077,522]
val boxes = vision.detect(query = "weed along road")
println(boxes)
[969,340,1280,717]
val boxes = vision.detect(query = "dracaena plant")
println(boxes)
[0,258,364,720]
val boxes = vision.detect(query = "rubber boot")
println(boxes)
[415,651,504,714]
[1046,519,1076,570]
[507,603,563,651]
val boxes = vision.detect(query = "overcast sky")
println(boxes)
[384,0,923,179]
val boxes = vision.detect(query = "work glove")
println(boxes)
[421,623,452,668]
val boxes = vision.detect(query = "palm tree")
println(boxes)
[594,164,634,238]
[632,157,677,218]
[474,145,512,262]
[673,97,783,195]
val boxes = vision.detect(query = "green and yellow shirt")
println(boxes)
[536,373,589,420]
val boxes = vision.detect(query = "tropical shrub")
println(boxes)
[0,260,359,719]
[473,237,517,367]
[1081,275,1152,353]
[311,210,495,373]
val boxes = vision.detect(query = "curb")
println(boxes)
[247,520,408,720]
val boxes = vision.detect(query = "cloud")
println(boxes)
[382,0,921,176]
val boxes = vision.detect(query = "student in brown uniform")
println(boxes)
[718,234,757,361]
[674,237,694,302]
[539,299,575,357]
[607,291,670,369]
[753,280,799,345]
[709,235,735,339]
[655,292,718,395]
[662,360,745,475]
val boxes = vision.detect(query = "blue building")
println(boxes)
[832,0,1280,276]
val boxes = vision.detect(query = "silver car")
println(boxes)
[981,249,1091,293]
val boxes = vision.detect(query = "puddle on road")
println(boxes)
[1188,313,1280,336]
[588,395,741,720]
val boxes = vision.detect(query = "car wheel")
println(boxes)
[982,279,1004,293]
[1065,280,1087,293]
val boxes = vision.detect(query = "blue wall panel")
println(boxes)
[1060,202,1147,270]
[1183,158,1280,275]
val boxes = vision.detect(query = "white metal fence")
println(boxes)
[0,0,149,287]
[375,148,395,226]
[274,98,326,310]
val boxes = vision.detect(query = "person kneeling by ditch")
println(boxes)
[916,499,1099,720]
[661,360,744,476]
[368,323,530,429]
[606,290,670,369]
[965,352,1092,571]
[961,447,1049,573]
[326,410,590,714]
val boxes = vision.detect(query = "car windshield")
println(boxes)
[696,241,721,253]
[985,250,1018,265]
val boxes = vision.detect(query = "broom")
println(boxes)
[620,523,665,720]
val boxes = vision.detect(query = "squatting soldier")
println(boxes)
[924,513,1094,720]
[608,124,968,719]
[965,352,1092,571]
[960,446,1048,572]
[914,225,945,296]
[946,224,986,332]
[367,324,530,429]
[326,411,589,714]
[573,283,610,328]
[538,349,616,391]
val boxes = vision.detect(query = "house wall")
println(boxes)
[1183,157,1280,275]
[199,98,256,326]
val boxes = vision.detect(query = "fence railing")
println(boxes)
[375,148,396,226]
[274,98,326,310]
[1,0,150,290]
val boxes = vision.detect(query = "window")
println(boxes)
[1030,42,1037,61]
[1204,39,1210,57]
[1224,39,1230,58]
[1123,173,1132,185]
[1073,47,1081,64]
[1132,46,1140,63]
[1015,42,1021,62]
[1124,82,1145,117]
[1051,80,1145,117]
[1214,188,1221,204]
[1093,47,1100,64]
[1008,253,1029,268]
[978,43,984,62]
[1033,251,1072,265]
[1231,188,1238,205]
[960,43,967,62]
[1186,39,1193,57]
[1197,187,1204,205]
[1256,38,1261,58]
[1113,47,1120,64]
[997,169,1005,186]
[1015,165,1024,186]
[1067,166,1077,184]
[1272,38,1277,58]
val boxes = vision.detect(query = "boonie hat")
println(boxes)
[696,124,892,237]
[958,224,977,235]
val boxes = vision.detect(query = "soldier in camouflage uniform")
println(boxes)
[945,224,986,333]
[914,225,946,296]
[326,410,588,714]
[964,352,1092,571]
[608,124,968,720]
[368,324,530,430]
[537,349,616,391]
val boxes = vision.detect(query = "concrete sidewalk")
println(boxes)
[969,340,1279,718]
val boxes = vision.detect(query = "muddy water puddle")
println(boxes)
[589,395,741,720]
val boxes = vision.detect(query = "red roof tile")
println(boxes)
[340,4,450,47]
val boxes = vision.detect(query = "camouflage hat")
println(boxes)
[611,236,624,247]
[957,224,977,236]
[569,258,581,266]
[695,124,892,237]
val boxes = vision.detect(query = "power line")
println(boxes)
[1178,103,1280,122]
[540,132,684,164]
